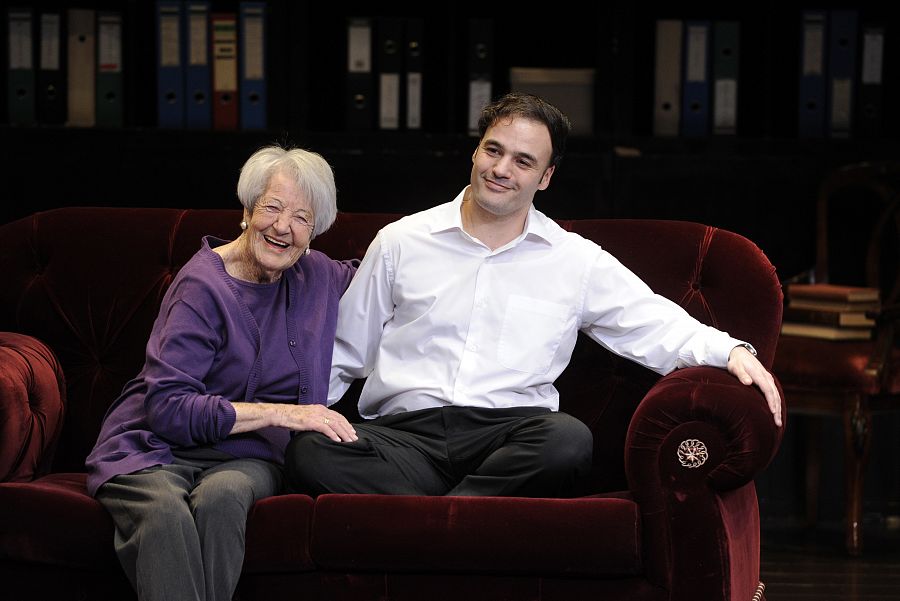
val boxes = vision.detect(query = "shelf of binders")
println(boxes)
[297,2,900,140]
[5,1,899,140]
[6,6,127,128]
[643,5,899,140]
[4,1,287,132]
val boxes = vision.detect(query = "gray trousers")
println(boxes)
[96,453,282,601]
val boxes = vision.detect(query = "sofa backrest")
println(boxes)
[0,208,782,491]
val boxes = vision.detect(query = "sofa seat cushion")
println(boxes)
[311,494,641,577]
[243,493,317,573]
[0,473,118,569]
[0,473,318,573]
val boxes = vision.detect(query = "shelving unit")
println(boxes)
[3,0,898,274]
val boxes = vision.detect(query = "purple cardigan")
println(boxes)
[85,237,354,496]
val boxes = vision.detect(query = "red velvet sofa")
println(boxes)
[0,207,784,601]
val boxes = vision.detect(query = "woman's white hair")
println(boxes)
[236,145,338,238]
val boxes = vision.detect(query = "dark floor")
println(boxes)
[760,521,900,601]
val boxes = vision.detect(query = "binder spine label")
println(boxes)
[713,79,736,130]
[9,11,33,70]
[802,20,824,76]
[160,10,181,67]
[213,21,237,91]
[406,72,422,129]
[189,10,208,65]
[348,23,371,73]
[98,16,122,73]
[686,25,708,82]
[243,11,264,79]
[40,14,60,71]
[379,73,400,129]
[830,79,851,130]
[862,30,883,85]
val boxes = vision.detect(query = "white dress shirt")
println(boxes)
[330,188,746,418]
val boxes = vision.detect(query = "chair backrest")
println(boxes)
[816,161,900,305]
[0,209,783,493]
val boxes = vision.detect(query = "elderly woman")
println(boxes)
[85,145,357,601]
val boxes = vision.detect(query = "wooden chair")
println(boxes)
[774,161,900,555]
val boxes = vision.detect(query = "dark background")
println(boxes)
[2,0,899,539]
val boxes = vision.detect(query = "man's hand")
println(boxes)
[727,345,783,427]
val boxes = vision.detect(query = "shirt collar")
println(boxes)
[427,188,468,235]
[429,187,556,247]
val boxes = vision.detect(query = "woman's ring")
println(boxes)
[323,417,330,425]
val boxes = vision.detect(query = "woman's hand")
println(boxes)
[231,402,358,442]
[274,404,358,442]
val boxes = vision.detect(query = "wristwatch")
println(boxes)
[736,342,757,356]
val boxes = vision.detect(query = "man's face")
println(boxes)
[468,116,555,220]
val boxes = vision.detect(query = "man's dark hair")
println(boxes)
[477,93,571,169]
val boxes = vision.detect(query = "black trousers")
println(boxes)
[285,406,593,497]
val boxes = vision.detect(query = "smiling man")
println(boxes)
[285,93,782,498]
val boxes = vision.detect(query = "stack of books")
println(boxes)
[782,284,879,340]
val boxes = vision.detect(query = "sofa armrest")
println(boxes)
[0,333,66,482]
[627,366,784,492]
[625,365,785,600]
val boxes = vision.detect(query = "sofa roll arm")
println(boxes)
[0,332,66,482]
[625,366,785,495]
[624,366,785,597]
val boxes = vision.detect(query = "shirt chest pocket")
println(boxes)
[497,295,570,375]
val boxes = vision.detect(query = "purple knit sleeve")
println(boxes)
[142,299,238,446]
[333,258,358,295]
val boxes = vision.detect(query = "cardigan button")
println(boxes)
[289,340,296,347]
[300,386,309,395]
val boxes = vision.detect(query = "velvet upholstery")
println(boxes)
[0,333,65,482]
[0,207,784,600]
[311,495,641,576]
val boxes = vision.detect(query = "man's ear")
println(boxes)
[537,165,556,190]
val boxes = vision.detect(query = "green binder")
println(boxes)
[96,11,123,128]
[7,7,36,125]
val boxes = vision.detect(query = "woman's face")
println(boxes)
[242,170,315,282]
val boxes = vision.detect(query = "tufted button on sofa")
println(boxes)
[0,208,784,601]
